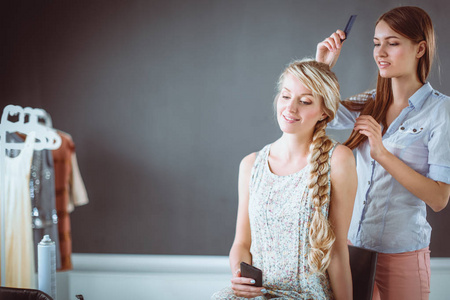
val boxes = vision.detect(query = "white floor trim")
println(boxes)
[54,254,450,300]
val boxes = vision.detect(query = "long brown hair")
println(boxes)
[343,6,436,149]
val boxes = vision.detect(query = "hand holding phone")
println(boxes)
[240,262,263,287]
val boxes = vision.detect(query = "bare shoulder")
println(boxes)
[330,144,356,174]
[329,144,357,207]
[240,152,257,175]
[238,152,257,189]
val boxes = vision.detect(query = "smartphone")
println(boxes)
[240,262,263,287]
[342,15,357,41]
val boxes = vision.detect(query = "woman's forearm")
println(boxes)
[229,242,252,275]
[376,149,450,211]
[327,244,353,300]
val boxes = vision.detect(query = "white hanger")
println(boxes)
[0,105,61,150]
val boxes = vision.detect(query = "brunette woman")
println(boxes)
[316,6,450,300]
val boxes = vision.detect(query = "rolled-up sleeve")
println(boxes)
[329,104,359,130]
[329,90,374,130]
[427,97,450,183]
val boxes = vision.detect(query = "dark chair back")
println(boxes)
[348,245,378,300]
[0,286,53,300]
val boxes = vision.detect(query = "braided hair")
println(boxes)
[276,59,340,275]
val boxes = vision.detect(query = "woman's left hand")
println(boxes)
[354,115,387,160]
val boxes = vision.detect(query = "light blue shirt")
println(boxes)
[329,83,450,253]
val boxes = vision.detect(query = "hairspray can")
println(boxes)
[38,235,57,299]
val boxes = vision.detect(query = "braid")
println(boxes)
[307,120,336,275]
[275,58,340,275]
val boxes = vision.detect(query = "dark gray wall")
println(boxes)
[1,0,449,256]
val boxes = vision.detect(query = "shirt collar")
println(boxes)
[408,82,433,110]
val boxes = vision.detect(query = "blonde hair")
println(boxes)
[277,59,340,275]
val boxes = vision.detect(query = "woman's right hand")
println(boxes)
[316,30,346,68]
[231,270,266,298]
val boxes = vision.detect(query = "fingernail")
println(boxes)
[261,288,267,294]
[250,279,255,284]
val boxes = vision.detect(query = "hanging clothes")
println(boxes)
[7,132,62,271]
[1,132,36,288]
[29,144,62,271]
[52,131,89,270]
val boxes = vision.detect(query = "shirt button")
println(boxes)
[400,126,405,130]
[368,181,371,185]
[413,128,417,132]
[363,201,366,205]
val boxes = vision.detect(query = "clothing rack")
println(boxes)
[0,105,61,286]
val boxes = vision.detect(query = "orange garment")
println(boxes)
[52,131,88,271]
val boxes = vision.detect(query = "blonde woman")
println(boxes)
[212,59,356,299]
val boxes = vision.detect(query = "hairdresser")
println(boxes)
[316,6,450,300]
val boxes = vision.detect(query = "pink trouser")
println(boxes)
[372,247,431,300]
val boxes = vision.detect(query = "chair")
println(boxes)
[348,245,378,300]
[0,286,53,300]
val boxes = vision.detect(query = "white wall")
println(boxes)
[55,254,450,300]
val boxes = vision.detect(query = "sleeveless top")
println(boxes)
[7,132,62,271]
[248,143,336,299]
[4,133,36,288]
